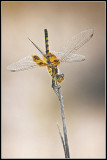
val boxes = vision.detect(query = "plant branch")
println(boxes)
[53,85,70,158]
[57,122,66,156]
[57,86,70,158]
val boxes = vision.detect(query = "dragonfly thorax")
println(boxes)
[43,52,60,66]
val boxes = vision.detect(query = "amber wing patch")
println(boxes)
[43,52,60,66]
[32,55,47,67]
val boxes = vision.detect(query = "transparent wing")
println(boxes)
[52,52,85,63]
[52,51,65,60]
[63,54,86,63]
[53,29,94,63]
[7,56,38,72]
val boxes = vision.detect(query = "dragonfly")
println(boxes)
[7,29,94,93]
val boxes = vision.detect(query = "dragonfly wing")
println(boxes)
[51,51,65,60]
[53,29,94,63]
[53,52,85,63]
[7,56,37,72]
[62,54,85,63]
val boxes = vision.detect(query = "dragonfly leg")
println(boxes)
[52,79,55,89]
[52,80,60,96]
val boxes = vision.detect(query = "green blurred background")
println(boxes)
[2,2,105,158]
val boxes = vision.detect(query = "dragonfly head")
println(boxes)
[54,73,64,83]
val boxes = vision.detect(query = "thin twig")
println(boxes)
[57,87,70,158]
[53,85,70,158]
[57,122,66,156]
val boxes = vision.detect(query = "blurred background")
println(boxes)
[2,2,105,158]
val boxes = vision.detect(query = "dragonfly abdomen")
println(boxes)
[44,29,49,54]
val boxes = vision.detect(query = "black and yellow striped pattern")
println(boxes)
[44,29,49,54]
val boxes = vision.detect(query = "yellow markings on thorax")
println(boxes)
[47,66,53,76]
[32,55,47,67]
[47,65,58,77]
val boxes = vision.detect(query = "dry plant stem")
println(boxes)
[57,122,66,157]
[57,87,70,158]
